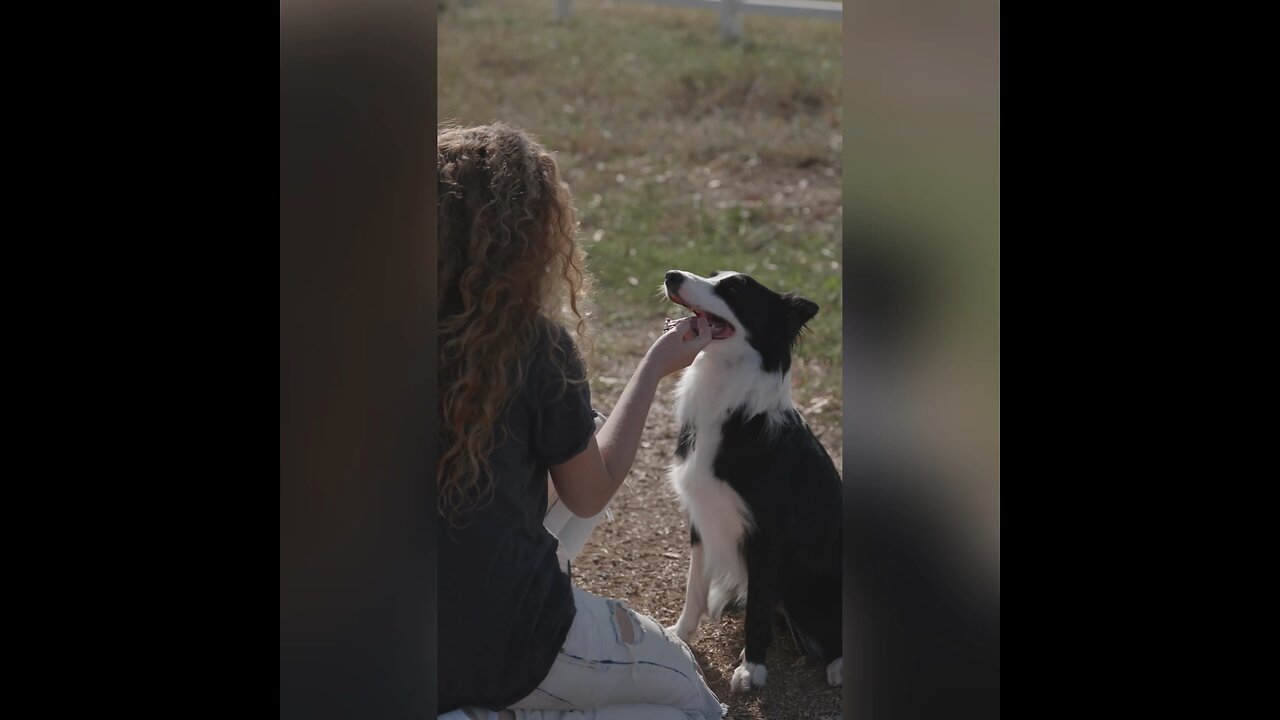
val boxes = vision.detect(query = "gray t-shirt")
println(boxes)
[437,321,595,713]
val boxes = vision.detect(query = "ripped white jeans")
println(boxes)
[505,587,725,720]
[510,412,723,719]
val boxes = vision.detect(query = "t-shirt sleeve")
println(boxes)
[531,324,596,467]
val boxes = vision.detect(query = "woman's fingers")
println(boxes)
[681,315,705,341]
[683,315,711,346]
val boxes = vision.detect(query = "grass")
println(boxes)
[439,0,843,390]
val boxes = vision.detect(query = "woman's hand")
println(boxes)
[644,315,713,377]
[550,317,710,517]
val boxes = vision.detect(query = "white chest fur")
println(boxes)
[667,353,793,615]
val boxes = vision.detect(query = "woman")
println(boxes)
[437,123,725,720]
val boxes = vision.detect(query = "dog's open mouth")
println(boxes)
[666,293,736,340]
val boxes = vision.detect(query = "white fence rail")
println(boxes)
[553,0,841,41]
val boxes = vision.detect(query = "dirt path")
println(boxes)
[576,318,844,720]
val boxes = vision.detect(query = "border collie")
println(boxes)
[662,270,843,692]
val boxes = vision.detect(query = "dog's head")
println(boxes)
[663,270,819,374]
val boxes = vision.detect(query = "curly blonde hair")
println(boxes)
[437,122,592,529]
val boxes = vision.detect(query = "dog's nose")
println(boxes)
[665,271,683,290]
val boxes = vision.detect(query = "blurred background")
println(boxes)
[439,0,844,399]
[843,2,999,718]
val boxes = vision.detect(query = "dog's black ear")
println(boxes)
[783,293,820,335]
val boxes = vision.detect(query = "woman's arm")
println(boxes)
[550,315,711,517]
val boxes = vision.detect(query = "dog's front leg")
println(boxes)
[668,525,709,645]
[731,535,776,692]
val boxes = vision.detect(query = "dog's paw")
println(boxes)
[826,657,843,687]
[730,661,767,692]
[667,619,699,645]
